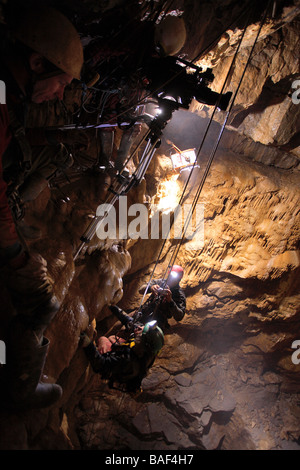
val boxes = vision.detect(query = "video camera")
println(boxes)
[157,287,169,296]
[145,56,231,113]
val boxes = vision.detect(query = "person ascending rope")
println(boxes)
[111,265,186,332]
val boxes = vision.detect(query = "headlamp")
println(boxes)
[170,271,179,279]
[147,320,157,329]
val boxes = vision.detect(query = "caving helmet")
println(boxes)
[12,6,84,80]
[168,265,184,282]
[154,16,187,56]
[142,321,164,355]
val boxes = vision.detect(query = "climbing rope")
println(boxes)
[166,0,273,274]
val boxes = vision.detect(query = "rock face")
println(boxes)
[74,143,300,450]
[0,0,299,451]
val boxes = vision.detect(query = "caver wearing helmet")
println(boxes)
[81,13,187,172]
[10,5,84,103]
[154,16,187,57]
[135,265,186,331]
[0,5,84,410]
[167,265,184,287]
[1,5,87,212]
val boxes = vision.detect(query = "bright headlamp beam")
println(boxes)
[170,272,179,278]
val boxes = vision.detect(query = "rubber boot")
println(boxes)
[6,317,62,409]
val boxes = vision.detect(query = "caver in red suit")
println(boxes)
[0,5,84,410]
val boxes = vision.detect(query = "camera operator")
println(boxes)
[83,15,187,172]
[138,265,186,331]
[110,265,186,332]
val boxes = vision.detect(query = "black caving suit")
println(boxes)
[137,279,186,331]
[83,328,157,393]
[111,279,186,332]
[85,19,229,115]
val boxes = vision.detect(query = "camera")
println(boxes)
[145,56,230,112]
[157,287,168,296]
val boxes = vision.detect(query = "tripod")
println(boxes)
[73,98,180,260]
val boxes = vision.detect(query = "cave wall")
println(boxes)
[73,145,300,450]
[0,0,299,451]
[71,6,300,450]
